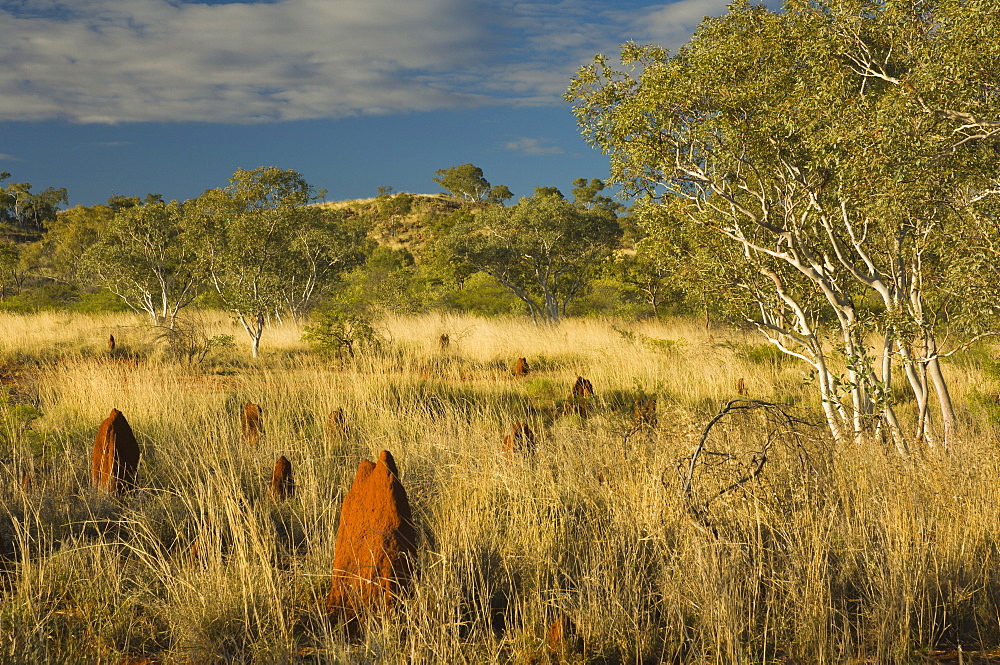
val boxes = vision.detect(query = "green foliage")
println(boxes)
[488,185,513,205]
[967,388,1000,427]
[435,192,622,322]
[0,175,68,231]
[441,271,523,316]
[153,318,236,364]
[0,238,19,298]
[188,167,344,356]
[82,199,202,325]
[0,283,81,312]
[725,341,793,368]
[20,204,112,287]
[568,0,1000,445]
[432,163,492,201]
[302,308,383,358]
[0,388,42,456]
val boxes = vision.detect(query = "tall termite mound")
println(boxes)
[92,408,140,494]
[327,450,417,629]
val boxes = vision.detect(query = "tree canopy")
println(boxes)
[568,0,1000,450]
[437,189,622,322]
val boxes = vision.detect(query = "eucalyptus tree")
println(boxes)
[0,176,68,232]
[438,189,622,323]
[281,207,371,321]
[83,199,202,327]
[433,164,497,202]
[189,167,325,357]
[21,204,112,287]
[568,0,1000,451]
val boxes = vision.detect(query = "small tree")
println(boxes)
[433,164,493,202]
[282,207,371,321]
[488,185,514,205]
[20,204,112,287]
[83,199,202,327]
[0,178,68,232]
[438,191,622,323]
[190,167,318,358]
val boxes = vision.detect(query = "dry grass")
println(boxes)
[0,310,999,663]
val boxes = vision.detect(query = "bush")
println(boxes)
[302,308,384,359]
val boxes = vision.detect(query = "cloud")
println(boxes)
[0,154,21,161]
[0,0,745,124]
[630,0,783,48]
[504,137,564,156]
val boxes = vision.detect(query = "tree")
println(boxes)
[20,204,112,287]
[568,0,1000,451]
[106,193,163,213]
[0,178,68,232]
[281,207,371,321]
[437,191,622,323]
[488,185,514,205]
[0,239,19,299]
[433,164,493,201]
[190,167,322,358]
[83,199,202,327]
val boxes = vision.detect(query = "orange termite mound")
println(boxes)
[634,395,657,427]
[270,456,294,500]
[572,376,594,398]
[736,377,747,396]
[327,407,348,438]
[241,403,263,444]
[92,408,140,494]
[501,423,536,455]
[513,357,530,377]
[547,613,583,662]
[327,450,417,629]
[562,376,595,417]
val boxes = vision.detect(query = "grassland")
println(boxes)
[1,310,1000,664]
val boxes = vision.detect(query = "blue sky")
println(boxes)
[0,0,773,207]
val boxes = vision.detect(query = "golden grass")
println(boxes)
[0,310,998,663]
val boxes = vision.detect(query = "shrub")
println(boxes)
[302,308,384,358]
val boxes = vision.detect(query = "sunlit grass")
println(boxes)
[0,309,998,663]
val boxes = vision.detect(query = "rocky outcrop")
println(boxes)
[92,408,140,494]
[327,450,417,629]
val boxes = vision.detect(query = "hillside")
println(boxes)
[316,193,466,254]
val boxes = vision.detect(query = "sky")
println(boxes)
[0,0,776,207]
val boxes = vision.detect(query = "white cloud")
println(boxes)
[0,154,21,161]
[0,0,748,124]
[631,0,783,48]
[504,137,564,156]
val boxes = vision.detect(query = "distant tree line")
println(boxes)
[0,163,704,355]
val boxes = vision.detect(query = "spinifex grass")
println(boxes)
[0,310,998,663]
